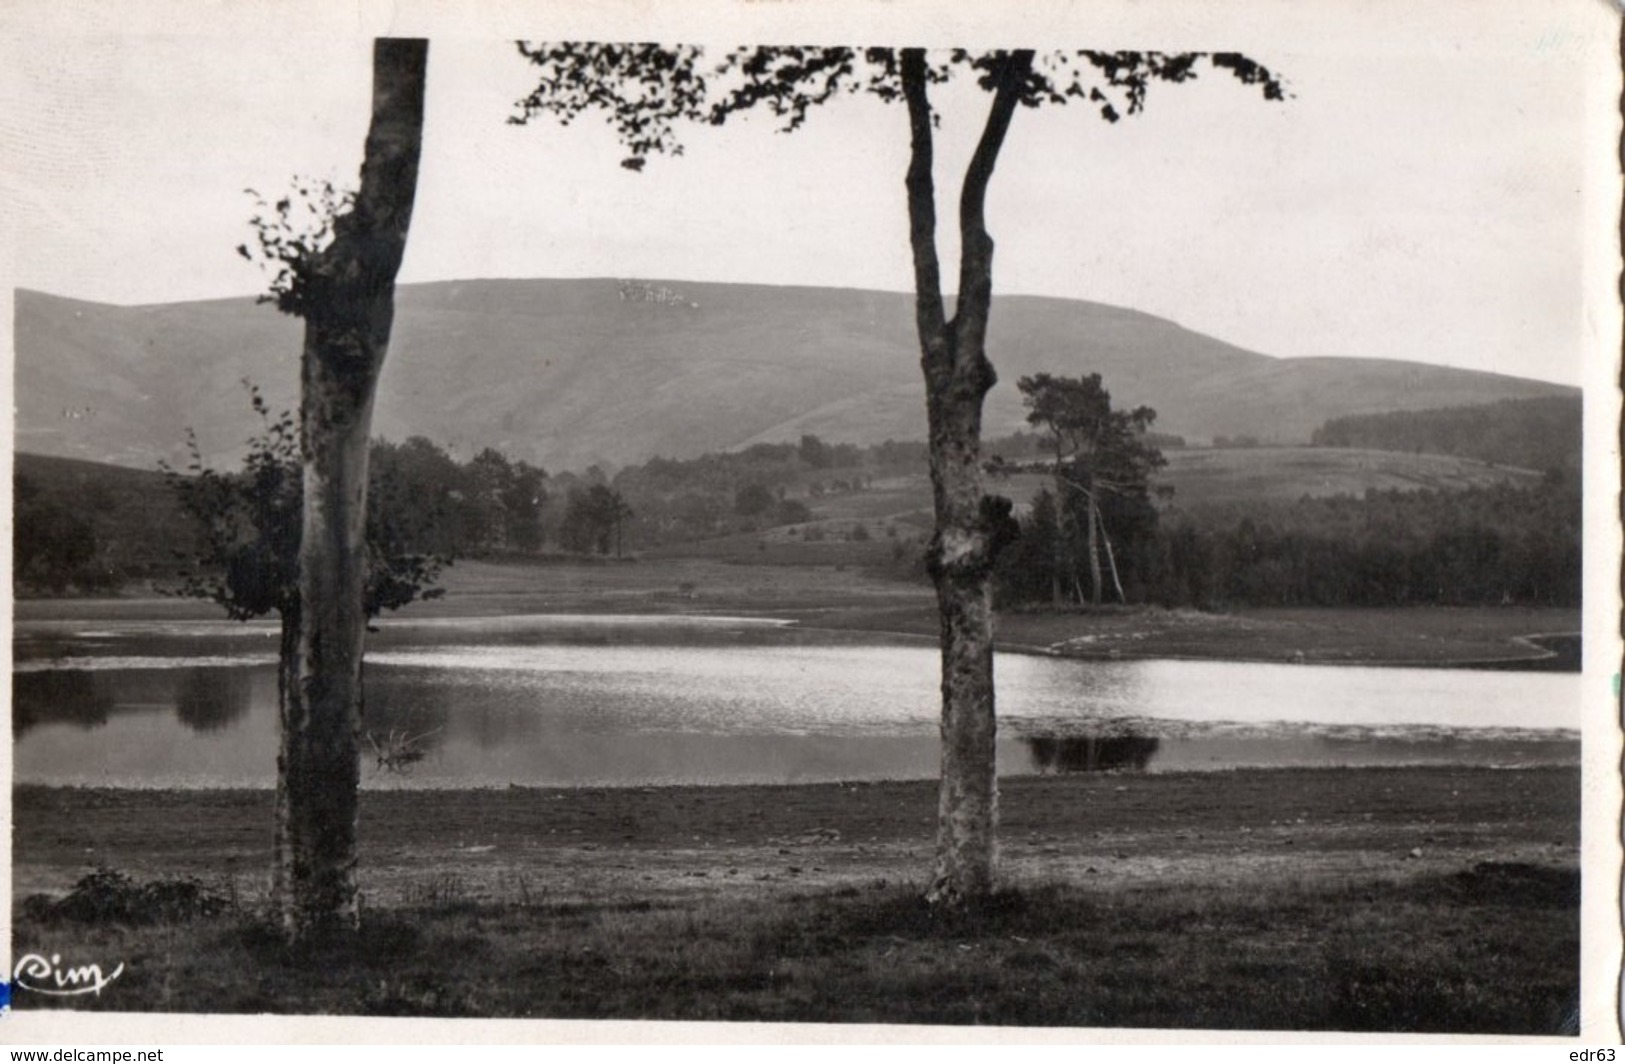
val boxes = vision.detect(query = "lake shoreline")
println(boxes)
[777,603,1583,671]
[797,621,1583,672]
[16,575,1583,672]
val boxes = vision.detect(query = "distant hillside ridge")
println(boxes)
[14,280,1576,471]
[1310,396,1581,474]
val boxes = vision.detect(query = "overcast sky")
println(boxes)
[0,0,1616,386]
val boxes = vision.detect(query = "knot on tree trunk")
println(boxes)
[926,495,1017,584]
[939,344,997,404]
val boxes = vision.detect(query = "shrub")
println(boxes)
[23,868,231,925]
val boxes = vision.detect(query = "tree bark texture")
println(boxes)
[275,38,427,940]
[901,48,1033,907]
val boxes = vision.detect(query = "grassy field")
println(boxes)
[11,765,1579,1030]
[781,445,1543,517]
[434,557,1579,668]
[17,555,1579,669]
[1152,445,1544,506]
[645,446,1545,561]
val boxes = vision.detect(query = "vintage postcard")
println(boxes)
[1,0,1619,1047]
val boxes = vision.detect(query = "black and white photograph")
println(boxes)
[2,0,1619,1046]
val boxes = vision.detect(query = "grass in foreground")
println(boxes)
[14,861,1578,1033]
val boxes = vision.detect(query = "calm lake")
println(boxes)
[13,613,1580,789]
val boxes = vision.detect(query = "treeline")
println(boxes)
[12,439,552,597]
[368,437,548,555]
[1310,395,1580,474]
[14,430,926,596]
[994,475,1582,610]
[17,415,1584,611]
[595,433,930,548]
[15,470,121,593]
[602,429,1188,550]
[14,456,192,594]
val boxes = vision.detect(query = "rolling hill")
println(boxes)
[13,280,1576,472]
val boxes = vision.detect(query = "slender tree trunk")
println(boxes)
[901,48,1031,908]
[1050,469,1066,609]
[1087,490,1103,606]
[1099,510,1127,603]
[274,38,427,941]
[271,598,300,914]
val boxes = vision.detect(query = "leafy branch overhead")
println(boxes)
[511,44,1289,168]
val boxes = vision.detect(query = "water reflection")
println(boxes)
[13,670,115,735]
[10,614,1584,789]
[16,666,257,737]
[1024,734,1161,774]
[174,668,253,733]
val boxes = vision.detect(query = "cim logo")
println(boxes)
[12,953,125,997]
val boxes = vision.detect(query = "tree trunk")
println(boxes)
[1051,470,1067,609]
[1099,510,1127,603]
[901,48,1032,908]
[274,37,427,941]
[270,597,300,914]
[1087,490,1103,606]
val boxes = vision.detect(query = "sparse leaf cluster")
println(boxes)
[512,43,711,169]
[238,178,357,317]
[163,384,302,620]
[706,48,909,129]
[164,383,449,622]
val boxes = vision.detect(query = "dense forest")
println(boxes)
[993,475,1581,610]
[1310,395,1581,474]
[14,455,191,593]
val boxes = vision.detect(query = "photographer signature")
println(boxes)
[13,953,124,997]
